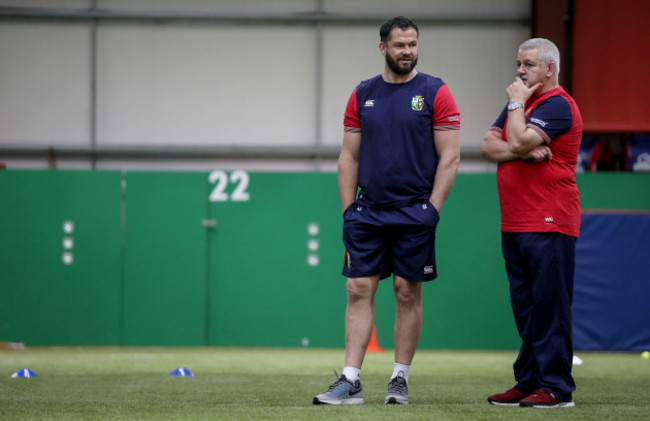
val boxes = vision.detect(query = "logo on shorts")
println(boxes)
[424,266,434,274]
[411,95,424,111]
[545,216,554,223]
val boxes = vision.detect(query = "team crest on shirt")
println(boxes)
[411,95,424,111]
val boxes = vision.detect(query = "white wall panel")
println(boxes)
[97,24,316,146]
[97,0,318,13]
[321,24,529,149]
[0,23,91,145]
[0,0,531,169]
[321,27,381,147]
[324,0,529,15]
[417,25,529,150]
[0,0,90,8]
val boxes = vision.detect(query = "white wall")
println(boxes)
[321,24,528,149]
[97,24,317,147]
[0,22,91,145]
[0,0,530,170]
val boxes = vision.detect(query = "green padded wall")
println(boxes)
[206,173,346,347]
[1,170,648,349]
[419,174,515,349]
[121,172,210,346]
[0,170,123,345]
[578,173,650,210]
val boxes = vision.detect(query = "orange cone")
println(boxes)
[367,325,384,353]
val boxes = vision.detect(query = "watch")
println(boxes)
[508,101,525,111]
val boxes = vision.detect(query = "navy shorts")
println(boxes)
[342,201,440,282]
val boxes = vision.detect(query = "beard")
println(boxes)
[385,52,418,75]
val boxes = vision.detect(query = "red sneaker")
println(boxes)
[487,387,529,406]
[519,388,575,408]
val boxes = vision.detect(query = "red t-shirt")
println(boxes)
[490,87,583,237]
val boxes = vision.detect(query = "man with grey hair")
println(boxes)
[481,38,582,408]
[520,38,561,76]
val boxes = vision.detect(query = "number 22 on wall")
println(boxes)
[208,170,250,202]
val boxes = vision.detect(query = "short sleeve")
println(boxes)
[343,88,360,131]
[526,96,572,143]
[490,104,508,134]
[432,84,460,130]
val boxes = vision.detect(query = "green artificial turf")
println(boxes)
[1,347,648,420]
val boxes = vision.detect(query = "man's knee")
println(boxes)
[393,278,422,308]
[346,277,378,301]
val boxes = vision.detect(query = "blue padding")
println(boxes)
[574,213,650,351]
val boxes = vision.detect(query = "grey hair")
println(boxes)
[519,38,560,77]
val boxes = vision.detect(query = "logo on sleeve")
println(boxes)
[530,117,548,127]
[411,95,424,111]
